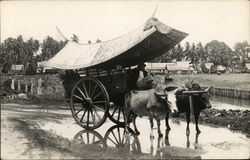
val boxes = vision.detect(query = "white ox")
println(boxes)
[124,86,178,137]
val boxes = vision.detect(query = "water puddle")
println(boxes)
[40,115,250,159]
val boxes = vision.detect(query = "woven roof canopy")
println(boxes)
[44,17,188,70]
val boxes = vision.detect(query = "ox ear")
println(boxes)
[154,92,166,99]
[205,86,213,92]
[164,86,178,92]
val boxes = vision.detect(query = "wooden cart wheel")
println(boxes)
[108,104,125,126]
[104,125,141,153]
[74,130,105,147]
[70,77,109,129]
[108,104,132,126]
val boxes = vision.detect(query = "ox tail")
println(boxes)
[124,91,131,133]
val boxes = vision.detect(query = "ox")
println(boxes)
[165,83,212,134]
[124,87,178,137]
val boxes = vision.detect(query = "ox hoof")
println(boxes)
[134,130,140,135]
[186,130,190,135]
[196,130,201,134]
[166,127,171,131]
[158,133,163,138]
[150,134,155,139]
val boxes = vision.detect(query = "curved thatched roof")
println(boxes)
[44,17,188,69]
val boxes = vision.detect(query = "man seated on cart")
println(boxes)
[135,63,155,90]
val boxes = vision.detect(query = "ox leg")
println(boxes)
[186,130,190,148]
[124,109,130,134]
[157,119,163,137]
[165,129,170,146]
[165,113,171,131]
[186,112,190,135]
[149,116,154,138]
[194,112,201,134]
[132,114,140,135]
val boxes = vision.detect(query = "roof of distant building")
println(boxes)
[11,65,24,70]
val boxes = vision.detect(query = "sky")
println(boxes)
[1,0,249,49]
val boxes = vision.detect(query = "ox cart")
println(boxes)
[44,17,188,129]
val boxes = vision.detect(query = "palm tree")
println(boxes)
[71,34,79,43]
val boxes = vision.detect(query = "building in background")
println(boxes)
[145,61,194,74]
[11,65,24,74]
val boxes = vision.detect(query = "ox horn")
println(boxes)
[155,92,165,96]
[205,86,213,92]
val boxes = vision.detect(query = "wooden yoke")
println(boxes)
[182,90,209,123]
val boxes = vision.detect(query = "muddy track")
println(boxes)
[1,102,249,159]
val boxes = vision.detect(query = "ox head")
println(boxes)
[154,86,179,113]
[154,86,171,113]
[201,86,212,108]
[193,85,213,109]
[164,86,179,114]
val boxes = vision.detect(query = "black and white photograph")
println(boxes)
[1,0,249,159]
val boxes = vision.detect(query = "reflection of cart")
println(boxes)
[44,17,187,129]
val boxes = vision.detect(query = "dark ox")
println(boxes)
[124,88,178,137]
[165,83,212,134]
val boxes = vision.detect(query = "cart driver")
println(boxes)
[136,63,154,90]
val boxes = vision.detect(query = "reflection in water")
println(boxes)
[73,125,201,158]
[74,125,142,155]
[73,130,105,147]
[104,125,142,154]
[150,130,201,158]
[42,117,249,159]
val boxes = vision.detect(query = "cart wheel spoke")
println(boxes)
[117,127,121,143]
[82,82,89,98]
[90,110,95,125]
[73,94,84,101]
[92,100,106,104]
[92,108,102,121]
[80,135,85,144]
[107,137,118,146]
[87,132,90,144]
[92,105,105,112]
[75,107,84,116]
[77,87,87,99]
[111,106,118,117]
[121,134,125,144]
[111,130,119,145]
[90,83,98,98]
[80,109,87,122]
[74,130,105,147]
[117,107,121,121]
[93,91,104,100]
[92,135,96,144]
[87,110,90,127]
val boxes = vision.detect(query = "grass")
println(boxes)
[176,108,250,137]
[163,73,250,91]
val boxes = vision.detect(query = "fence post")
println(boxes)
[31,79,34,94]
[11,78,15,90]
[17,79,21,91]
[25,84,28,93]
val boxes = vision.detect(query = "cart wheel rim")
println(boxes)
[73,130,106,147]
[104,125,140,152]
[70,77,109,129]
[108,104,132,126]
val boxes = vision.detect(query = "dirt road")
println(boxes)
[1,102,249,159]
